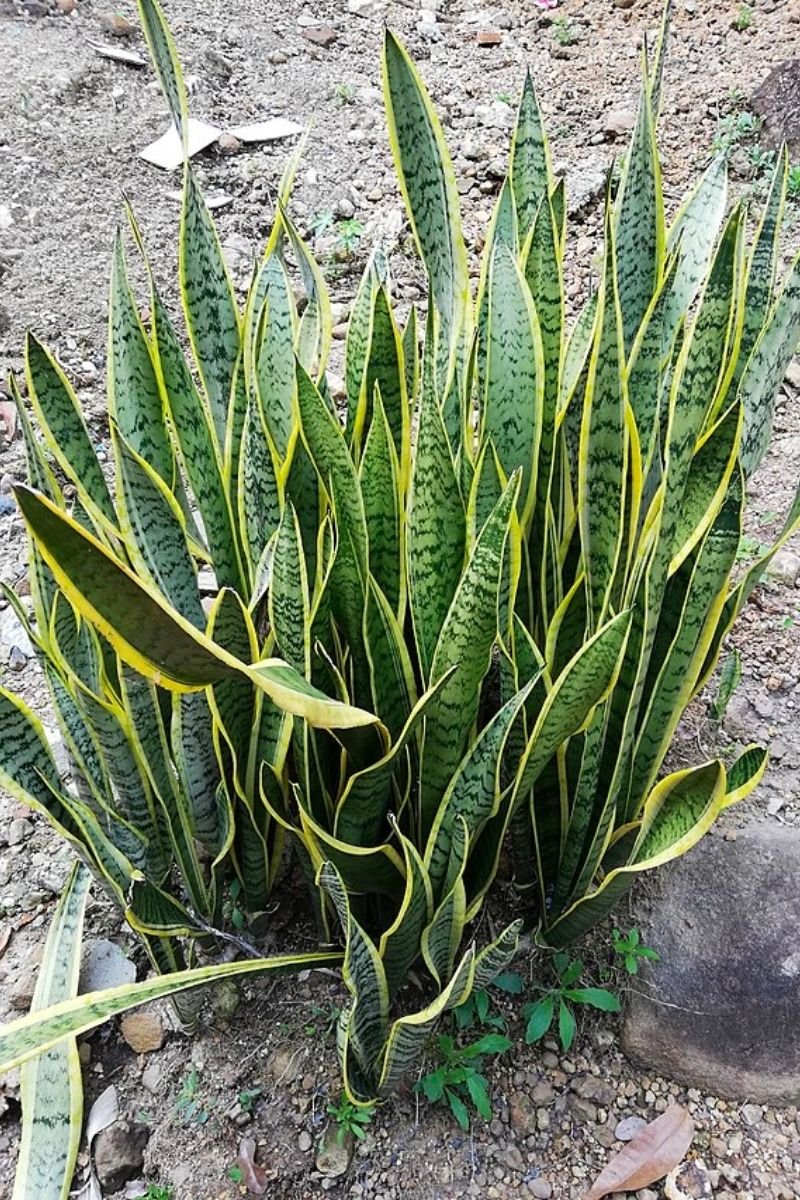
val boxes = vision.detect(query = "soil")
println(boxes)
[2,0,800,1198]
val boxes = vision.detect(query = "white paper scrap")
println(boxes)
[229,118,305,143]
[140,117,222,171]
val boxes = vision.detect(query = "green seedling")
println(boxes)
[237,1086,262,1113]
[523,953,620,1052]
[552,16,577,46]
[335,218,365,255]
[334,82,355,105]
[732,4,753,30]
[175,1067,213,1125]
[787,165,800,199]
[452,971,523,1033]
[143,1188,173,1200]
[417,1031,511,1130]
[611,927,661,976]
[326,1094,375,1143]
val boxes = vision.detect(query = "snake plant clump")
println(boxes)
[1,0,799,1109]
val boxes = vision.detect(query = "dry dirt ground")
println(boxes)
[2,0,800,1197]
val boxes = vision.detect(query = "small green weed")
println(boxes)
[334,82,355,105]
[748,144,776,179]
[452,971,523,1033]
[495,91,514,105]
[143,1187,173,1200]
[611,927,661,976]
[224,877,246,931]
[304,999,341,1040]
[309,209,335,238]
[523,953,620,1052]
[732,4,753,31]
[334,218,365,256]
[326,1094,375,1143]
[228,1164,244,1184]
[417,1031,511,1130]
[175,1067,213,1125]
[237,1086,263,1114]
[712,109,761,154]
[552,16,577,46]
[709,649,742,721]
[787,165,800,200]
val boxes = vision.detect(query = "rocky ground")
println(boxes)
[1,0,800,1196]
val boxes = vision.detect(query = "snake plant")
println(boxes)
[3,0,798,1110]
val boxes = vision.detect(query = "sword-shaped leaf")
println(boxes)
[0,951,343,1075]
[12,863,91,1200]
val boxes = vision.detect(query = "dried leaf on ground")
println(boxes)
[583,1105,695,1200]
[236,1136,268,1195]
[0,926,11,960]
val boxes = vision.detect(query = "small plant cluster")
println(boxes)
[3,0,799,1154]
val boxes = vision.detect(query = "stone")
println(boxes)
[81,939,136,993]
[751,60,800,155]
[768,547,800,586]
[0,609,34,659]
[57,0,76,11]
[614,0,635,7]
[348,0,382,14]
[477,30,503,46]
[528,1181,552,1199]
[615,1115,648,1141]
[302,24,338,47]
[98,12,136,36]
[316,1125,353,1176]
[569,1094,598,1123]
[623,823,800,1103]
[266,1042,304,1084]
[298,1130,313,1152]
[571,1073,617,1107]
[6,818,31,846]
[496,1143,526,1172]
[785,359,800,391]
[217,132,241,155]
[10,963,39,1010]
[604,107,636,138]
[7,646,26,672]
[93,1122,147,1192]
[509,1091,538,1135]
[120,1009,164,1054]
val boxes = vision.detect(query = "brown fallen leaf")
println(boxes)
[583,1104,694,1200]
[0,926,11,960]
[236,1136,267,1195]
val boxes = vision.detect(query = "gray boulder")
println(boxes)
[623,823,800,1104]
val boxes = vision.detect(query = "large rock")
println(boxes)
[623,823,800,1104]
[751,60,800,155]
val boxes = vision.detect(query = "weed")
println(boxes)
[452,971,523,1033]
[143,1188,173,1200]
[334,82,355,105]
[787,165,800,200]
[228,1164,244,1184]
[748,144,776,179]
[611,927,661,976]
[552,16,577,46]
[304,999,342,1040]
[237,1086,263,1113]
[309,209,335,238]
[495,91,514,105]
[326,1094,375,1143]
[732,4,753,31]
[523,953,620,1052]
[417,1031,511,1130]
[334,218,365,256]
[712,109,761,155]
[709,649,742,721]
[175,1067,213,1125]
